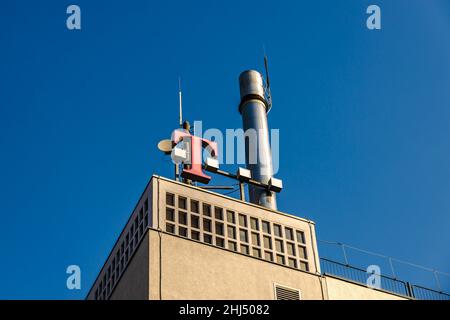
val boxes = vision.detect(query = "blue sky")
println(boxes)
[0,0,449,299]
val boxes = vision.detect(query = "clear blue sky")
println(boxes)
[0,0,449,299]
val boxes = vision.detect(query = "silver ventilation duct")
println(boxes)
[238,70,277,210]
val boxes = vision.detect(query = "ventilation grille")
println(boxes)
[275,285,301,300]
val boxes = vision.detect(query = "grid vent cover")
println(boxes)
[275,285,301,300]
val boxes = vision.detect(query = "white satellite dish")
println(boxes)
[157,139,172,155]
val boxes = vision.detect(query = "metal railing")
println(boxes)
[411,284,450,300]
[321,258,409,297]
[320,258,450,300]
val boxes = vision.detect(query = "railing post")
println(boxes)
[406,282,415,299]
[388,257,396,279]
[433,271,442,293]
[340,243,349,265]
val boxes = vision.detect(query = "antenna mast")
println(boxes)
[178,77,183,128]
[263,46,272,112]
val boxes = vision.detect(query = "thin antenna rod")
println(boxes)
[262,45,272,110]
[264,56,270,88]
[178,76,183,128]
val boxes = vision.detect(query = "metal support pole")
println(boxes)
[174,164,179,181]
[239,183,246,201]
[199,186,234,190]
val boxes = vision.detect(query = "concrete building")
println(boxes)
[85,68,450,300]
[86,175,409,300]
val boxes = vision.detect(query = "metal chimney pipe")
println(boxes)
[238,70,277,210]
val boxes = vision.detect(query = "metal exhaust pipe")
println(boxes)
[238,70,277,210]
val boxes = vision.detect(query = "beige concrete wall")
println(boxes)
[109,232,150,300]
[107,229,410,300]
[325,276,408,300]
[148,230,325,300]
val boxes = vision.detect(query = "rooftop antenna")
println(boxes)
[178,76,183,128]
[263,45,273,113]
[157,76,187,181]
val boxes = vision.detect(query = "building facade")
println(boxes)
[86,175,409,300]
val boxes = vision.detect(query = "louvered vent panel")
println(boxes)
[275,285,301,300]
